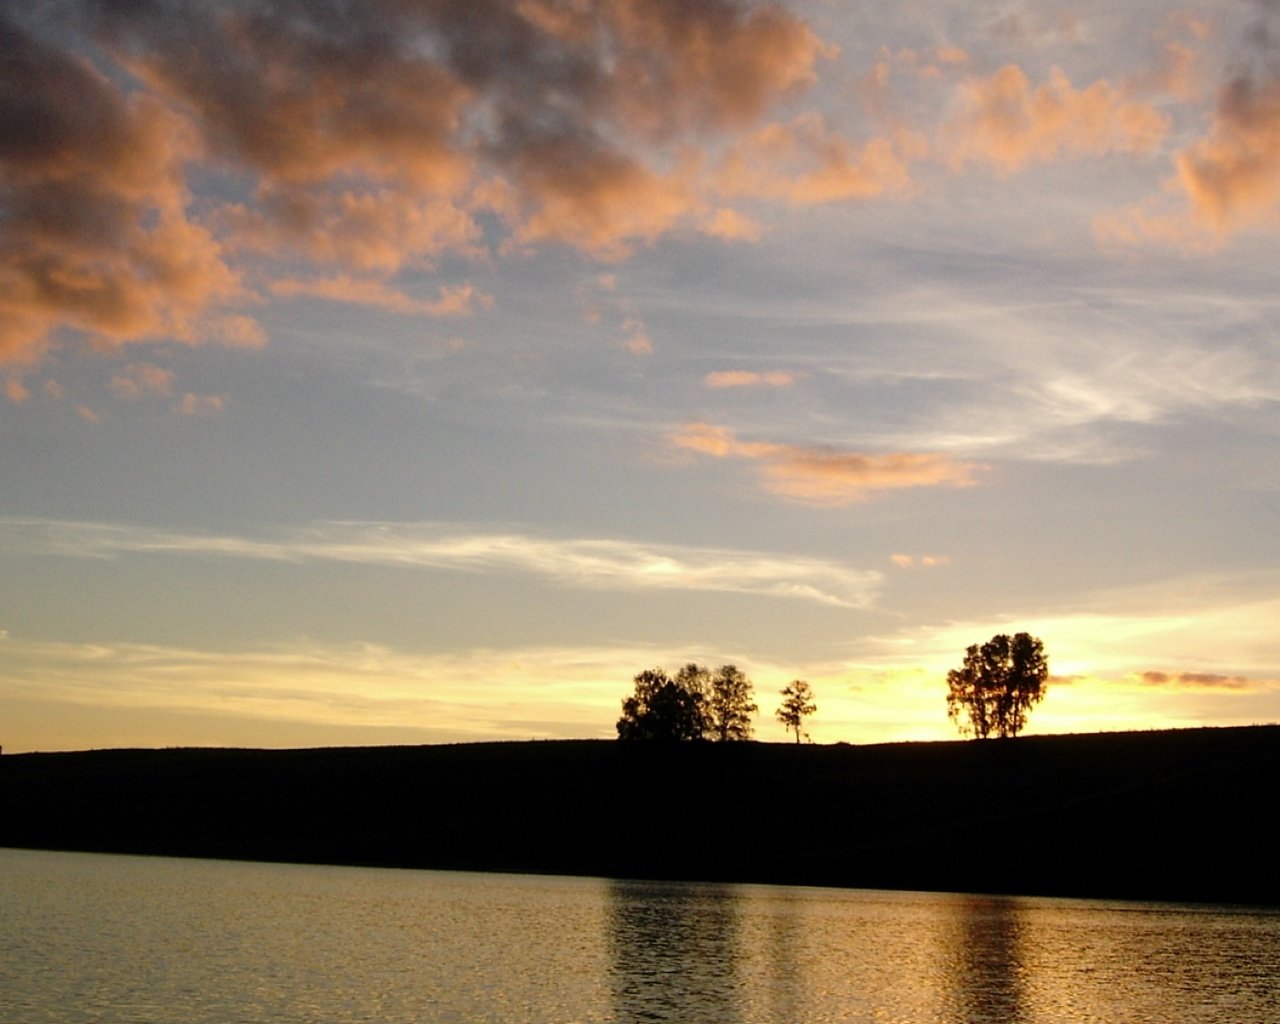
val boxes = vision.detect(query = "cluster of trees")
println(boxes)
[946,632,1048,739]
[616,664,816,743]
[614,632,1047,744]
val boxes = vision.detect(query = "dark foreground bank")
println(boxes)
[3,726,1277,904]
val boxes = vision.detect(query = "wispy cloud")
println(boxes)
[853,582,1280,684]
[109,363,174,400]
[0,637,919,749]
[176,393,225,416]
[269,277,492,317]
[704,370,797,389]
[0,518,882,608]
[1136,670,1252,690]
[0,638,653,745]
[669,423,983,505]
[890,554,949,569]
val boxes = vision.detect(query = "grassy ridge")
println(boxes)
[3,725,1277,904]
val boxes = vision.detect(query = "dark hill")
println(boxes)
[3,725,1277,904]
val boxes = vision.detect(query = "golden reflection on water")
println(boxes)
[4,849,1278,1023]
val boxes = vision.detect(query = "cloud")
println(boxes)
[700,207,762,242]
[719,114,915,203]
[5,377,30,404]
[0,635,902,748]
[176,393,225,416]
[2,0,831,366]
[575,273,654,354]
[669,423,983,505]
[890,554,950,569]
[269,276,492,317]
[0,12,251,365]
[0,637,656,745]
[1137,670,1253,690]
[1175,72,1280,231]
[0,518,883,609]
[225,191,485,274]
[109,363,174,400]
[942,65,1168,173]
[704,370,797,389]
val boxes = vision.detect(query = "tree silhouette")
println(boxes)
[946,632,1047,738]
[706,664,758,741]
[616,667,709,740]
[775,680,816,743]
[616,663,759,741]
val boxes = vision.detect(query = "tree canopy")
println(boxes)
[707,664,758,741]
[946,632,1048,738]
[775,680,816,743]
[616,663,757,741]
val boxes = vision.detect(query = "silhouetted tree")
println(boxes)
[616,667,709,740]
[946,632,1047,738]
[775,680,816,743]
[706,664,758,741]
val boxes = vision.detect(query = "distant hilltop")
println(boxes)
[3,726,1278,905]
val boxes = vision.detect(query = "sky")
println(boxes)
[1,0,1278,752]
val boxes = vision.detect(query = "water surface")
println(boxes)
[3,848,1276,1022]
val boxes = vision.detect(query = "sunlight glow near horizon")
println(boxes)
[0,0,1277,752]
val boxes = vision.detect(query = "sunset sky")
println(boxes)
[2,0,1277,751]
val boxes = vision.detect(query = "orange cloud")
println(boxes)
[1175,74,1280,232]
[504,142,698,260]
[720,114,914,204]
[3,0,834,364]
[120,8,471,193]
[669,423,983,505]
[700,208,762,242]
[0,16,250,365]
[704,370,796,389]
[4,377,30,403]
[943,65,1168,173]
[224,190,483,274]
[270,276,491,317]
[603,0,832,137]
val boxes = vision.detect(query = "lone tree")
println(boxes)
[775,680,816,743]
[946,632,1048,738]
[706,664,758,741]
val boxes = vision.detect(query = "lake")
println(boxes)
[2,848,1277,1022]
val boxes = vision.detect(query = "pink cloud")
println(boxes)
[669,422,984,505]
[704,370,797,389]
[1175,74,1280,232]
[943,65,1168,173]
